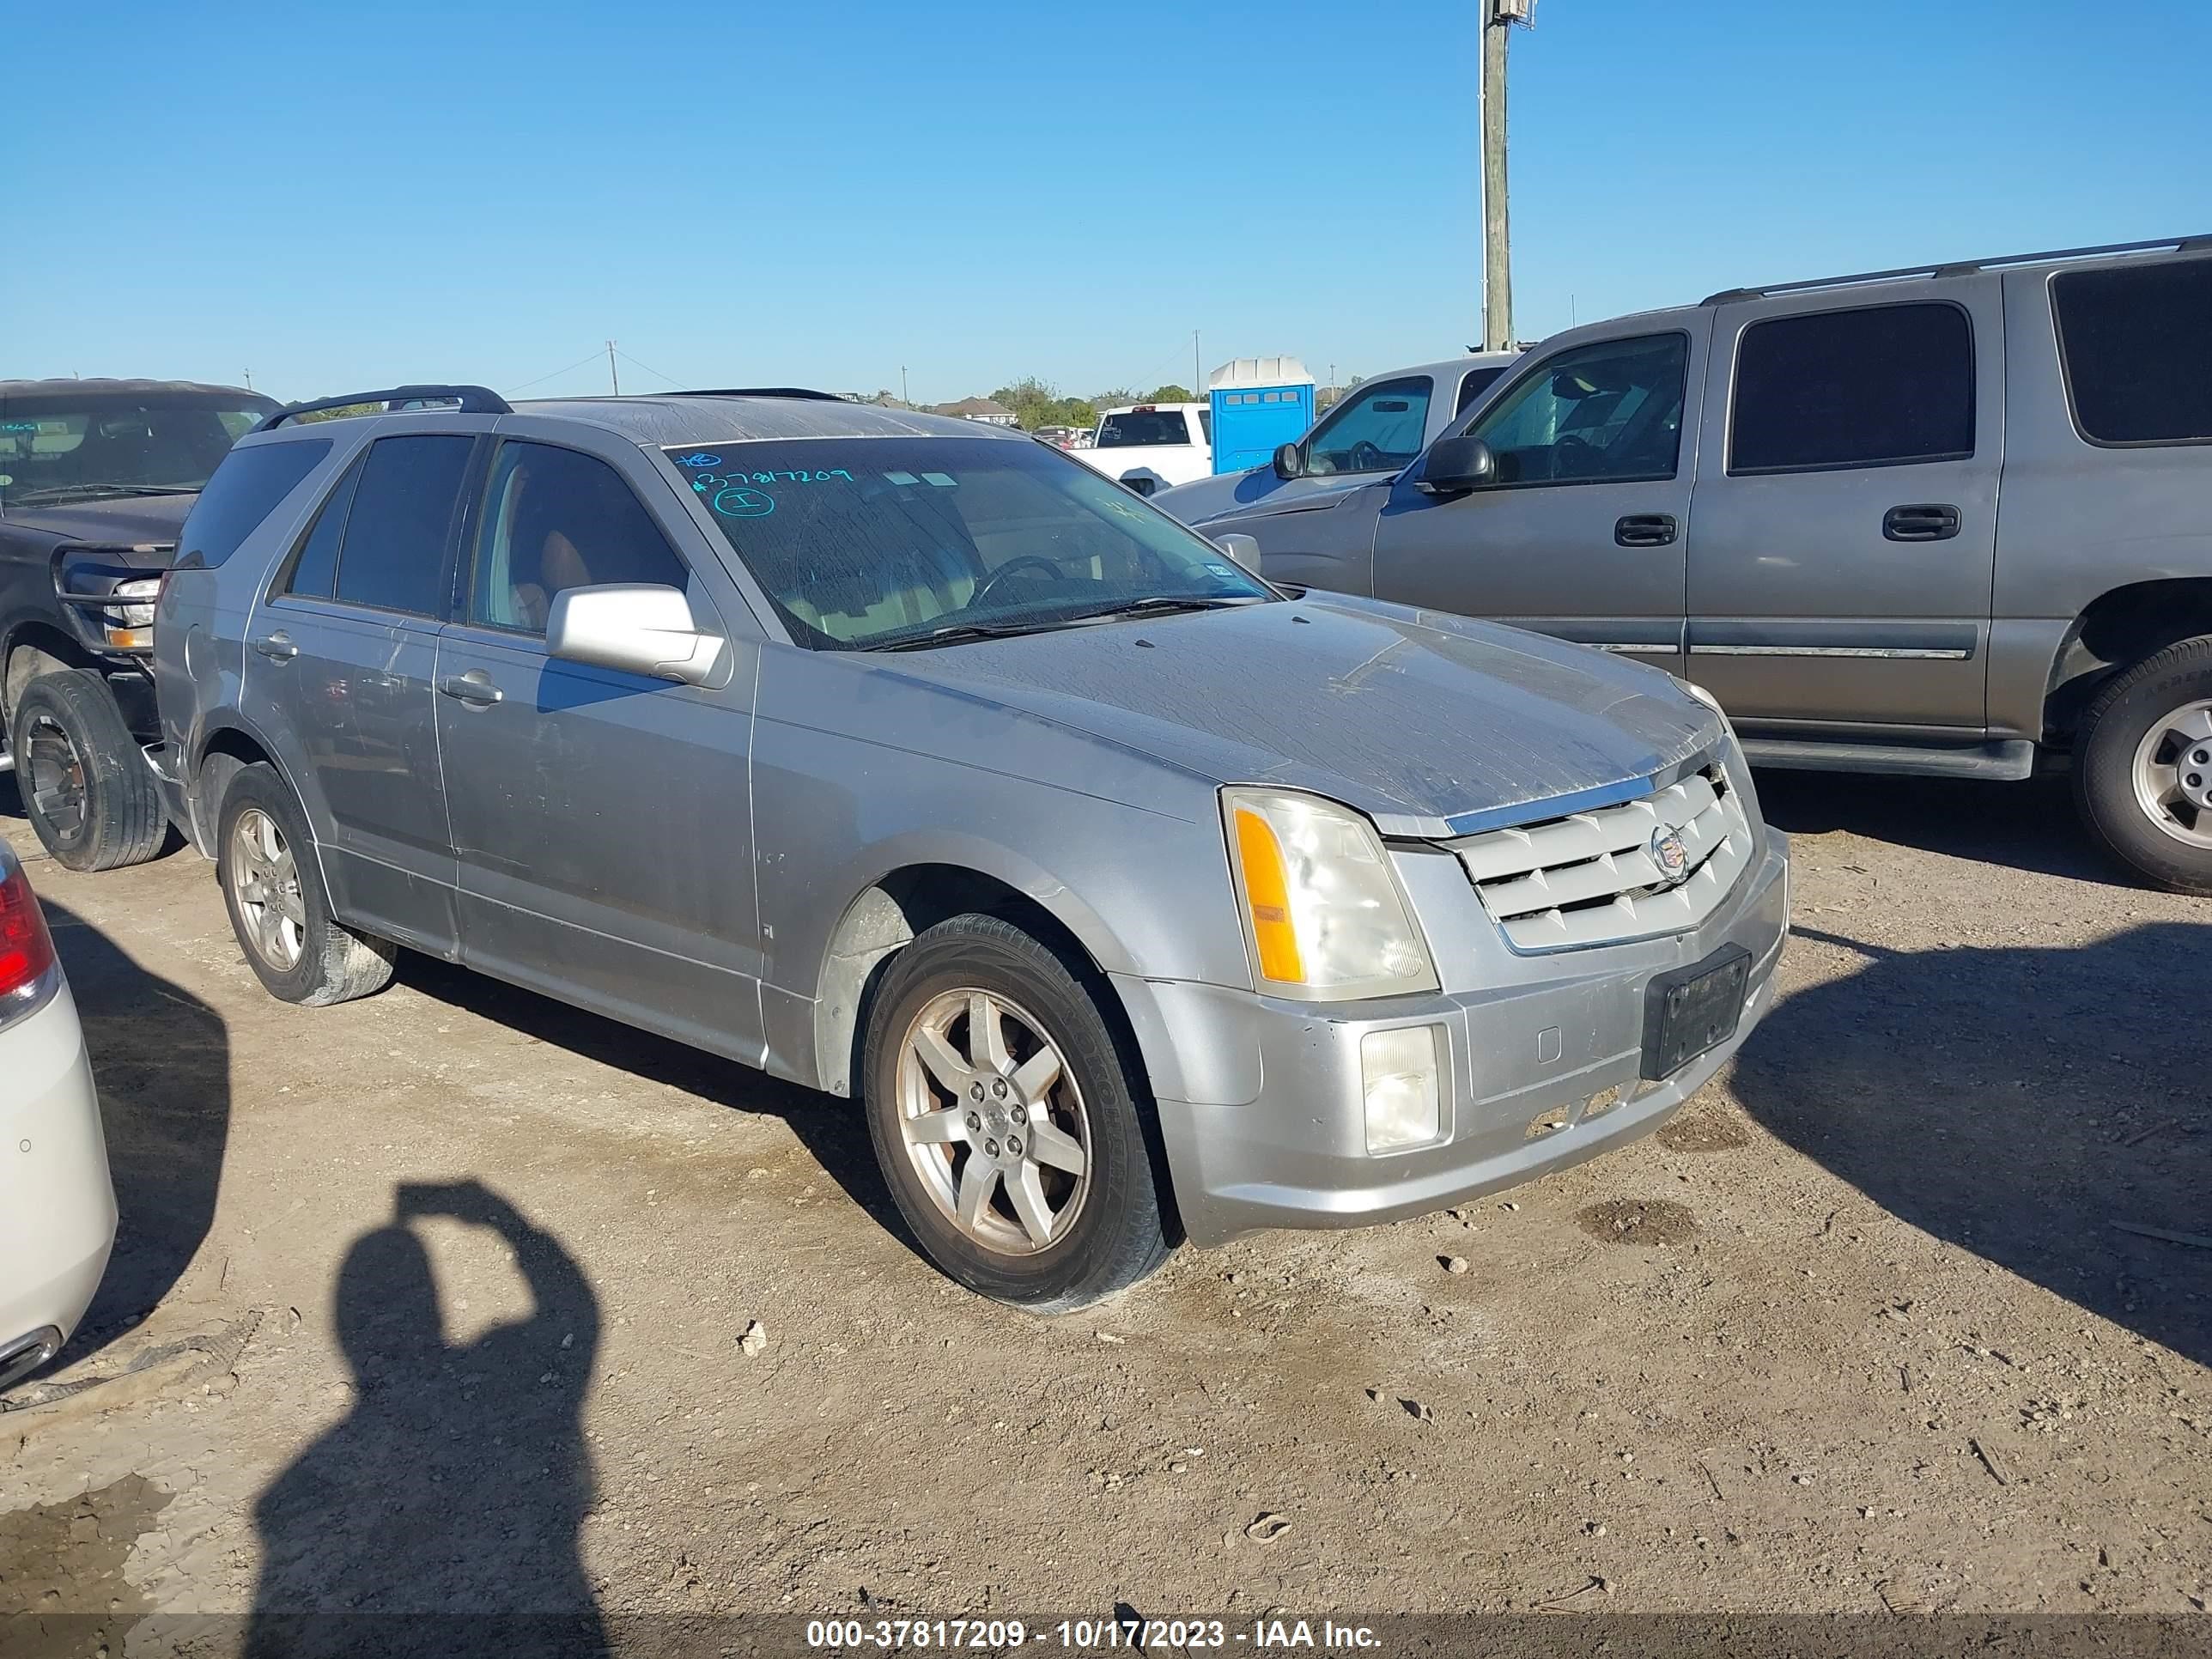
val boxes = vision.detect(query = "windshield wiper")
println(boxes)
[873,618,1071,652]
[4,483,200,506]
[1060,593,1270,624]
[872,594,1267,653]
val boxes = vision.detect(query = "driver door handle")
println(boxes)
[438,670,502,706]
[1614,513,1678,548]
[251,631,297,661]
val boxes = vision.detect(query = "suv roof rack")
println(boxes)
[1701,232,2212,306]
[666,387,846,402]
[253,385,512,432]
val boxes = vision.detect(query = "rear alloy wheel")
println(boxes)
[10,668,165,872]
[862,914,1174,1310]
[216,763,395,1006]
[2075,635,2212,893]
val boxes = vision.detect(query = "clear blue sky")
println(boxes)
[9,0,2207,405]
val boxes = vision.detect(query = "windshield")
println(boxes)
[669,435,1273,651]
[1096,410,1190,448]
[0,392,274,508]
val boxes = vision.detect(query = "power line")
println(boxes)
[504,349,610,396]
[614,349,685,389]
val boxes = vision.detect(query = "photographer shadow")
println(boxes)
[246,1179,606,1657]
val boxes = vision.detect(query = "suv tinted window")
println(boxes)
[1454,365,1506,416]
[177,439,330,568]
[470,441,690,634]
[281,453,364,600]
[1730,302,1973,474]
[1470,334,1689,484]
[331,435,473,617]
[2053,259,2212,445]
[1306,377,1433,476]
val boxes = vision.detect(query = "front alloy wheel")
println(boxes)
[862,913,1174,1310]
[896,988,1092,1254]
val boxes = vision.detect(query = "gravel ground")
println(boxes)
[1,770,2206,1648]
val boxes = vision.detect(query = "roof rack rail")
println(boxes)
[252,384,512,432]
[668,386,845,402]
[1701,232,2212,306]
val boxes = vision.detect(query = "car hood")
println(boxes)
[891,594,1717,836]
[1153,468,1378,528]
[0,494,196,551]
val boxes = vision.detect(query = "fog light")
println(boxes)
[1361,1024,1442,1152]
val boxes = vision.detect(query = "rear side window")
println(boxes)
[331,435,475,617]
[280,453,364,600]
[1455,365,1506,415]
[2053,259,2212,445]
[1096,410,1189,447]
[1729,302,1974,474]
[176,440,331,568]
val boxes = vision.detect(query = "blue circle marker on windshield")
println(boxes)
[676,452,722,467]
[713,486,776,518]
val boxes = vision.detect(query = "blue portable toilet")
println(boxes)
[1207,356,1315,476]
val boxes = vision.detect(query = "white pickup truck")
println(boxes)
[1071,402,1212,495]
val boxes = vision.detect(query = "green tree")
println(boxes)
[1146,384,1194,404]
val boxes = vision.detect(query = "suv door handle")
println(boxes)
[251,632,297,661]
[438,671,502,706]
[1614,514,1678,548]
[1883,503,1961,542]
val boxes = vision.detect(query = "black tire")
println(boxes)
[9,668,166,872]
[216,763,395,1005]
[861,914,1175,1310]
[2074,635,2212,895]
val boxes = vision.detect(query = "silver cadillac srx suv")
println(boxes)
[149,385,1790,1308]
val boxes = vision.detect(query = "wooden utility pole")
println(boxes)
[1480,0,1534,350]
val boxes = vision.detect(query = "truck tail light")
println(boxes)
[0,856,58,1012]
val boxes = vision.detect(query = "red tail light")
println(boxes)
[0,860,58,999]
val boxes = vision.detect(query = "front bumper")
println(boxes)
[1129,831,1790,1248]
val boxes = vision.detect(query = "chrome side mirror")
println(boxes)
[546,584,725,684]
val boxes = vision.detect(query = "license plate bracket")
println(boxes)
[1640,944,1753,1080]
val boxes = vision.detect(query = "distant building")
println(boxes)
[931,397,1018,426]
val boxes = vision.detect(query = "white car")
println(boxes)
[0,838,115,1393]
[1072,402,1212,495]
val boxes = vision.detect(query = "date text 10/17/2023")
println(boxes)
[805,1619,1382,1650]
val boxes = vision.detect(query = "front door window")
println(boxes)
[1304,376,1433,476]
[1468,335,1689,485]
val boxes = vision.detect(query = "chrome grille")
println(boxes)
[1449,763,1752,951]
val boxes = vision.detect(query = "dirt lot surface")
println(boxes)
[3,771,2208,1648]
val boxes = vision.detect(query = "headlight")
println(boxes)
[1222,787,1437,1000]
[1674,676,1738,738]
[106,576,160,648]
[1674,677,1726,718]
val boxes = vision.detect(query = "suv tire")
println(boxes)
[10,668,166,872]
[2074,634,2212,894]
[861,913,1175,1310]
[216,763,395,1005]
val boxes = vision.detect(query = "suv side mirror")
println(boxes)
[1271,442,1305,482]
[1213,532,1262,573]
[547,584,726,685]
[1415,435,1496,496]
